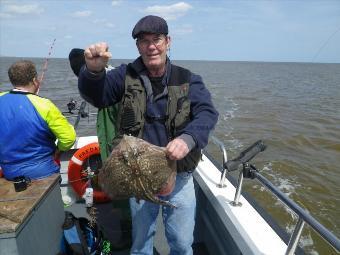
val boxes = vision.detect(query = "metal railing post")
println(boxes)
[231,165,245,206]
[210,136,228,188]
[218,168,228,188]
[285,218,305,255]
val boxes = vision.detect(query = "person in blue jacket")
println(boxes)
[0,60,76,180]
[78,15,218,255]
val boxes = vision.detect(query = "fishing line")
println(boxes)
[39,38,57,84]
[311,25,340,63]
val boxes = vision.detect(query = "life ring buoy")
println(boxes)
[68,142,110,203]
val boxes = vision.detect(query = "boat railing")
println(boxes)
[209,135,340,254]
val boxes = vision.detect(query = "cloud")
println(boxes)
[91,19,115,28]
[93,19,106,24]
[72,10,92,17]
[111,0,122,7]
[0,3,44,17]
[105,23,115,28]
[0,13,13,18]
[172,25,193,36]
[48,26,57,32]
[144,2,192,20]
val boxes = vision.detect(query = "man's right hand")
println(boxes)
[84,42,112,72]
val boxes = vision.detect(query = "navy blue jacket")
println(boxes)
[78,57,218,150]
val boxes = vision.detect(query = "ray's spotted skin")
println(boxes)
[98,135,177,208]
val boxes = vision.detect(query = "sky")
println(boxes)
[0,0,340,63]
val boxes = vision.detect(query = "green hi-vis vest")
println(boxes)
[96,105,119,161]
[115,64,201,172]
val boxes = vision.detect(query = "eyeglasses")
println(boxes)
[137,36,166,48]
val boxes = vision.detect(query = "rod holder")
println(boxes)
[210,136,228,188]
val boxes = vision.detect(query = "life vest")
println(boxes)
[115,64,201,172]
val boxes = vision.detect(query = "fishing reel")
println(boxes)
[65,99,89,117]
[63,99,92,129]
[66,99,77,114]
[64,98,90,117]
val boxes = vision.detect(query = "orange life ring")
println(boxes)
[68,142,110,203]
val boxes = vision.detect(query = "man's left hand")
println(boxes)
[166,138,189,160]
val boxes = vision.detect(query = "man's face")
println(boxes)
[136,33,170,72]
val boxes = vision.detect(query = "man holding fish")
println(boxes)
[78,15,218,255]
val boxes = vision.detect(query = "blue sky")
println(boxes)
[1,0,339,63]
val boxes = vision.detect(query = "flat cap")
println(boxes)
[132,15,168,39]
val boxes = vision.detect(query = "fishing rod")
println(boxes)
[311,25,340,63]
[39,38,56,84]
[74,101,88,129]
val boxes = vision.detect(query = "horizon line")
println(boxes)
[1,55,339,65]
